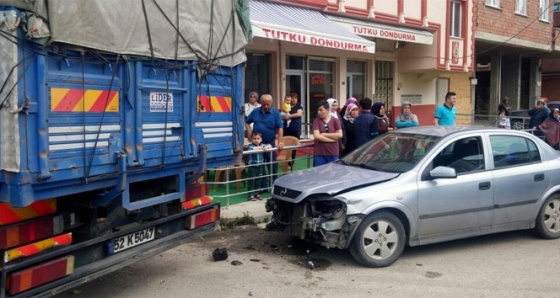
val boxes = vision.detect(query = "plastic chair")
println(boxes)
[213,154,245,192]
[277,136,300,174]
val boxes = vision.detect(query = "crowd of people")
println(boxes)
[242,91,456,179]
[241,90,560,200]
[240,90,560,199]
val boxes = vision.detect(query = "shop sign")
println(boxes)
[311,74,326,85]
[331,20,434,45]
[257,28,373,53]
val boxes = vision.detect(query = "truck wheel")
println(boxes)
[536,195,560,239]
[349,211,405,268]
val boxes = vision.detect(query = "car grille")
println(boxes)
[272,186,302,199]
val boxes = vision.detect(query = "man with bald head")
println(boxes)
[245,94,284,191]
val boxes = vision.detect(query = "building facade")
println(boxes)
[245,0,475,133]
[474,0,558,116]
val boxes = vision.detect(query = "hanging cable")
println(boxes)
[85,54,121,180]
[141,0,155,61]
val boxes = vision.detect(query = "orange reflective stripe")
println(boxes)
[0,204,22,225]
[4,233,72,263]
[51,88,118,112]
[30,200,56,216]
[0,199,57,225]
[197,96,231,112]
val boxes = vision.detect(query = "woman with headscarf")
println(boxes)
[539,108,560,150]
[340,103,360,157]
[339,97,358,119]
[395,101,419,128]
[372,102,392,135]
[327,98,339,119]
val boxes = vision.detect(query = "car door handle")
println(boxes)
[534,173,544,182]
[479,181,491,190]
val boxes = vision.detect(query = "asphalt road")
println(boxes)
[58,226,560,298]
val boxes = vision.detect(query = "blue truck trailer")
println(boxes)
[0,1,249,296]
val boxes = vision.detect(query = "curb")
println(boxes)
[219,199,270,222]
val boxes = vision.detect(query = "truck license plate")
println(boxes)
[112,227,155,253]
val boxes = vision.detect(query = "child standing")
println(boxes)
[246,131,271,201]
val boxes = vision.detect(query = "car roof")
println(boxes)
[393,125,522,138]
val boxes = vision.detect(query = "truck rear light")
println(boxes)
[0,199,57,226]
[4,233,72,263]
[182,195,213,210]
[0,215,65,249]
[6,255,75,295]
[184,181,209,201]
[186,207,219,230]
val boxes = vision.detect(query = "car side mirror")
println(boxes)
[429,166,457,179]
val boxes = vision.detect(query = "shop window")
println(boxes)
[451,1,462,38]
[346,60,366,101]
[245,53,271,102]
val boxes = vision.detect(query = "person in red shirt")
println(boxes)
[312,100,343,167]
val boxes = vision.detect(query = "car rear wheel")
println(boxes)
[536,195,560,239]
[349,211,405,268]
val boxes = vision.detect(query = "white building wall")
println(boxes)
[403,0,422,21]
[375,1,398,16]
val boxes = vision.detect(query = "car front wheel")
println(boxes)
[349,211,406,268]
[536,195,560,239]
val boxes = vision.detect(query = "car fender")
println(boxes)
[345,200,416,248]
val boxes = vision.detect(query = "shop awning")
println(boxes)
[249,1,375,53]
[326,15,434,45]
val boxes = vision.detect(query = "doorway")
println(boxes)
[286,56,334,137]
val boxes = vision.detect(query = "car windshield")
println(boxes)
[339,133,441,173]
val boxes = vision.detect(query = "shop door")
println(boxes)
[285,71,306,136]
[308,58,334,123]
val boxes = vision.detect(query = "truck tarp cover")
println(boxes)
[2,0,248,67]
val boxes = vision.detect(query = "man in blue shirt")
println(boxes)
[245,94,284,191]
[434,92,457,126]
[353,97,379,148]
[528,98,550,137]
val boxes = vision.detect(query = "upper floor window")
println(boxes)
[516,0,527,15]
[451,1,462,38]
[485,0,500,8]
[540,0,550,22]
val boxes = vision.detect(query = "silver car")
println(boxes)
[267,126,560,267]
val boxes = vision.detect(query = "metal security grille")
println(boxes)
[375,61,394,113]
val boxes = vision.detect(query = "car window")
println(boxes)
[341,133,440,173]
[430,137,485,175]
[490,135,541,168]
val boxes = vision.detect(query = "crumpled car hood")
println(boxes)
[273,162,399,202]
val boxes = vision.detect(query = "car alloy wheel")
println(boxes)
[536,195,560,239]
[349,211,406,268]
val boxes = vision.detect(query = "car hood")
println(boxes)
[273,162,399,202]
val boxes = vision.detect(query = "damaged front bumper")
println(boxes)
[266,196,364,249]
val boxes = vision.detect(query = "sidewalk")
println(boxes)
[219,198,270,222]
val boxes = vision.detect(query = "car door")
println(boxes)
[417,136,494,241]
[489,134,550,226]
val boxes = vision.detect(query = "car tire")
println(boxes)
[536,195,560,239]
[349,211,406,268]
